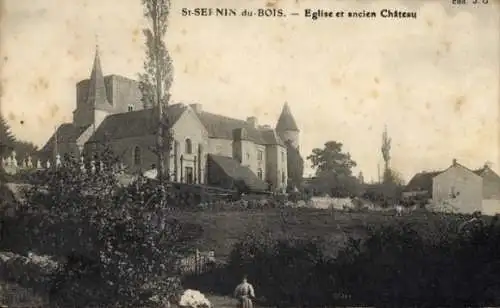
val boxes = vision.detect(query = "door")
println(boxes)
[185,166,194,184]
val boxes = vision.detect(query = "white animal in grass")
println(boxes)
[395,204,405,217]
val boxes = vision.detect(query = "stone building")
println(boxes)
[39,47,301,192]
[403,159,500,215]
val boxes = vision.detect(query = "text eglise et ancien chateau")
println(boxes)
[305,9,417,20]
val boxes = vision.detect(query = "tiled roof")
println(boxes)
[404,171,442,192]
[276,102,299,132]
[88,104,187,142]
[196,111,267,144]
[208,154,268,192]
[259,128,285,146]
[39,124,90,154]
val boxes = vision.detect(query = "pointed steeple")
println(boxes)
[276,102,299,132]
[86,44,110,109]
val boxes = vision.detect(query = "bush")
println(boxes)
[221,215,500,307]
[225,232,337,307]
[1,152,201,307]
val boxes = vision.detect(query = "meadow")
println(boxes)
[172,207,467,260]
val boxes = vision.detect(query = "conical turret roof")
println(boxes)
[276,102,299,132]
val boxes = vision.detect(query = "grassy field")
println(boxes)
[172,207,457,259]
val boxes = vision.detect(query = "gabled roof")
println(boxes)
[208,154,268,192]
[405,161,485,193]
[88,104,187,143]
[404,170,442,192]
[195,111,266,144]
[276,102,299,132]
[39,124,90,154]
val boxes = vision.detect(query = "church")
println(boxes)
[39,47,301,192]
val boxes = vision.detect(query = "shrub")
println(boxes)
[226,231,336,307]
[1,152,201,307]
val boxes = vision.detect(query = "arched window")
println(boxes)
[133,146,141,166]
[185,138,192,154]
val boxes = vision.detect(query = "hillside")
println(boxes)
[172,208,463,259]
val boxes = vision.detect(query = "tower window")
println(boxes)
[258,168,263,180]
[128,104,134,112]
[185,138,193,154]
[257,150,263,161]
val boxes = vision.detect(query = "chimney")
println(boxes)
[246,116,257,128]
[190,104,202,113]
[452,158,457,166]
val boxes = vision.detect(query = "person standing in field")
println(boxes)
[234,275,255,308]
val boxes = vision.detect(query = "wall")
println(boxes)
[207,138,233,157]
[106,75,143,112]
[432,165,482,214]
[266,145,288,191]
[170,107,209,184]
[91,134,157,173]
[73,80,93,128]
[279,130,299,150]
[480,168,500,199]
[482,199,500,216]
[206,138,267,182]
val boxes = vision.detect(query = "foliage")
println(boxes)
[138,0,174,182]
[12,140,38,162]
[284,140,304,191]
[1,145,201,307]
[381,125,391,168]
[307,141,356,177]
[306,141,360,197]
[226,231,333,308]
[383,167,404,185]
[310,172,362,197]
[220,213,500,307]
[0,112,15,158]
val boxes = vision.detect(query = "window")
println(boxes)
[133,146,141,166]
[281,171,286,185]
[185,138,192,154]
[281,151,285,162]
[257,168,263,180]
[246,152,250,160]
[257,150,263,161]
[128,104,134,112]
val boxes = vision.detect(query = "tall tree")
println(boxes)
[381,125,391,183]
[0,113,15,158]
[307,141,360,197]
[139,0,174,184]
[307,141,356,177]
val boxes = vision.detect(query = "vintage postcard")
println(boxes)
[1,0,499,307]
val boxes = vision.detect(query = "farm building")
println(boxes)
[403,159,500,215]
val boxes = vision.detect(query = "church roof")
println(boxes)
[88,104,187,142]
[39,123,90,154]
[86,46,112,110]
[276,102,299,132]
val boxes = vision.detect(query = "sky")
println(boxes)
[1,0,499,182]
